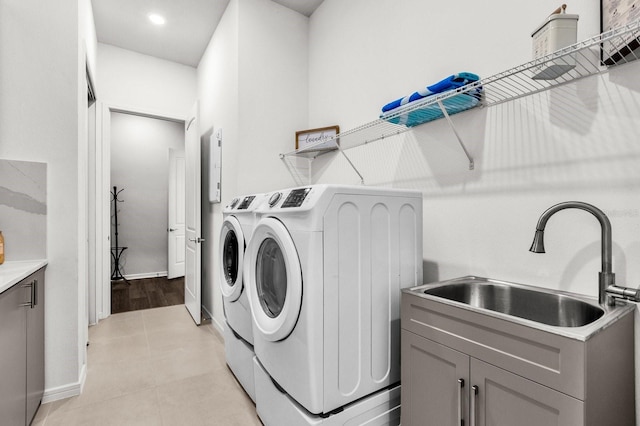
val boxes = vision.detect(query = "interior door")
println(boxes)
[168,148,186,279]
[184,103,202,325]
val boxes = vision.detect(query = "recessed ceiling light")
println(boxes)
[148,13,166,26]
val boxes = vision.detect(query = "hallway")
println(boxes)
[34,305,261,425]
[111,277,184,314]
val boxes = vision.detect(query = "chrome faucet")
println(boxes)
[529,201,640,306]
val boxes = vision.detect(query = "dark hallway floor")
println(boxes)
[111,276,184,314]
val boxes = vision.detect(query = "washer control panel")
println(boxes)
[282,188,311,208]
[268,192,282,207]
[228,197,240,209]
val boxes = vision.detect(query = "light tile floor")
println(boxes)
[33,305,262,426]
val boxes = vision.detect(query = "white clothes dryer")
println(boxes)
[220,193,266,344]
[245,184,423,416]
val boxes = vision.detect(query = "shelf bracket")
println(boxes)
[335,143,365,184]
[280,138,365,185]
[437,100,474,170]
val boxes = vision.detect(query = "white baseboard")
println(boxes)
[202,304,213,322]
[42,363,87,404]
[212,316,224,335]
[202,305,224,336]
[123,271,168,280]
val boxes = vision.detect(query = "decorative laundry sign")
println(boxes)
[295,125,339,152]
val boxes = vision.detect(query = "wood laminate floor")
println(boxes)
[111,276,184,314]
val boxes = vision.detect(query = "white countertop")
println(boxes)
[0,260,48,294]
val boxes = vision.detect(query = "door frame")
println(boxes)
[94,102,186,321]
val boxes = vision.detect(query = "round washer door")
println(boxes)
[219,216,245,301]
[246,217,302,342]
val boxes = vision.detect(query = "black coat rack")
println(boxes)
[111,186,129,284]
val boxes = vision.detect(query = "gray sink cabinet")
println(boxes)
[0,267,45,426]
[400,290,635,426]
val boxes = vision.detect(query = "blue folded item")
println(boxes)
[380,93,480,127]
[381,72,481,113]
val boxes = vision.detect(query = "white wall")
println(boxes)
[308,0,640,420]
[82,0,97,77]
[197,0,309,330]
[110,113,185,277]
[96,43,197,117]
[309,0,600,128]
[0,0,95,400]
[308,0,640,293]
[197,0,240,326]
[236,0,309,193]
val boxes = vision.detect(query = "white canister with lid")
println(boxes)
[531,5,579,80]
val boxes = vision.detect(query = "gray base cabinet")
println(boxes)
[401,291,635,426]
[26,267,45,425]
[401,331,582,426]
[0,267,45,426]
[0,278,28,426]
[401,331,468,425]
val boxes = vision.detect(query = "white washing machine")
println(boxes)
[245,184,423,420]
[220,193,266,342]
[223,325,256,402]
[219,193,266,401]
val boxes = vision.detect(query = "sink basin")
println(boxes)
[421,278,605,327]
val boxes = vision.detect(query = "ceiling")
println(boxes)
[91,0,324,67]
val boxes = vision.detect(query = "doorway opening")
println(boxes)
[107,111,186,314]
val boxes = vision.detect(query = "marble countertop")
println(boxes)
[0,260,48,294]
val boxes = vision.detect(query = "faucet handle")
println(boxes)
[605,285,640,304]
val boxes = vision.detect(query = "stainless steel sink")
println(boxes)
[422,279,604,327]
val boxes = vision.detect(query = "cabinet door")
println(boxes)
[471,358,583,426]
[26,269,45,424]
[401,330,470,426]
[0,283,28,426]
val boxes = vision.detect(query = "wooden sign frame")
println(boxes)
[295,125,340,152]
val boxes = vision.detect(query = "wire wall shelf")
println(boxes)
[280,20,640,184]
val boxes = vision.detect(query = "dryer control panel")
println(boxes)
[282,188,311,208]
[237,195,256,210]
